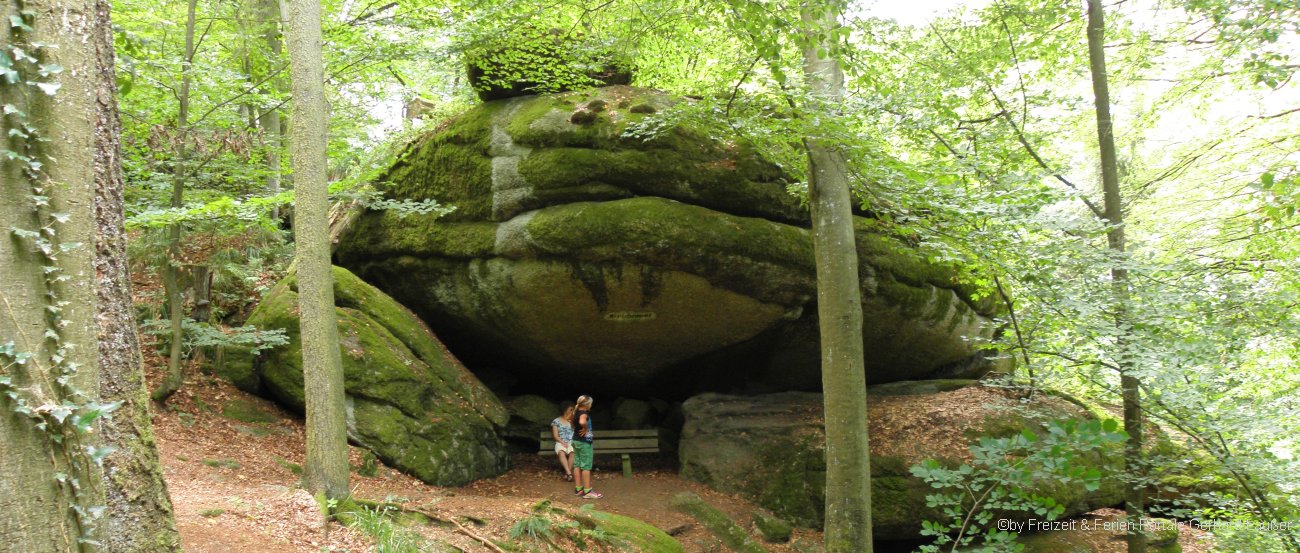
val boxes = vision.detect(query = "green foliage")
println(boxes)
[508,513,553,542]
[100,0,1300,547]
[357,450,380,477]
[909,419,1126,552]
[139,319,287,356]
[342,504,436,553]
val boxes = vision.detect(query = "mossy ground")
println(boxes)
[219,398,279,424]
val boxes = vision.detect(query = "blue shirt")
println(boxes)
[552,417,574,443]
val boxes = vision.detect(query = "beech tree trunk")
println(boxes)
[90,0,182,548]
[1085,2,1145,552]
[284,0,350,499]
[800,2,873,551]
[1,0,106,548]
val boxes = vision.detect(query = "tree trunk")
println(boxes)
[191,265,212,323]
[1085,2,1145,552]
[284,0,350,499]
[90,0,182,547]
[800,2,873,551]
[258,0,284,221]
[1,0,107,548]
[152,0,200,403]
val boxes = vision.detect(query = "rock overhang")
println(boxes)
[334,85,1002,398]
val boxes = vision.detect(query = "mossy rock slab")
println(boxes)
[335,86,1001,398]
[678,384,1126,540]
[237,266,509,486]
[586,510,685,553]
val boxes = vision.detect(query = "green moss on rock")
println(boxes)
[333,85,1003,394]
[465,28,633,102]
[587,510,685,553]
[670,492,769,553]
[752,510,793,543]
[679,386,1128,540]
[240,266,509,485]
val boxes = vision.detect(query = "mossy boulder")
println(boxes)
[585,510,685,553]
[501,394,560,447]
[466,28,633,101]
[233,266,510,486]
[677,383,1126,540]
[334,85,1001,398]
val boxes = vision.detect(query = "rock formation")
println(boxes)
[223,266,510,486]
[677,382,1125,540]
[333,85,1001,399]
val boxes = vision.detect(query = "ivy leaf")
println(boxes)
[85,444,117,466]
[9,14,33,32]
[34,81,61,96]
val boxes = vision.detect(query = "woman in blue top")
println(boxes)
[571,395,601,498]
[551,402,576,481]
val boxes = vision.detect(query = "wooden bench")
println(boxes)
[539,429,659,478]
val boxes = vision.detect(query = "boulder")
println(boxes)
[231,266,510,486]
[334,85,1001,398]
[610,398,656,429]
[502,394,560,446]
[466,28,633,101]
[677,382,1125,540]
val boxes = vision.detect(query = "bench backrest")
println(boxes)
[539,429,659,454]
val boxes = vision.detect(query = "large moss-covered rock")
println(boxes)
[466,28,633,101]
[677,383,1125,540]
[235,266,510,486]
[335,85,1001,397]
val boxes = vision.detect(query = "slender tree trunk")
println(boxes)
[1086,2,1145,552]
[800,2,873,551]
[90,0,182,547]
[1,0,106,548]
[258,0,284,220]
[284,0,350,499]
[152,0,199,403]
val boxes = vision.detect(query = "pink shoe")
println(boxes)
[583,490,603,499]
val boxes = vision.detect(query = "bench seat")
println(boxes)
[539,429,659,477]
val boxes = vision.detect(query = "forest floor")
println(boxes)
[149,372,827,552]
[148,371,1219,553]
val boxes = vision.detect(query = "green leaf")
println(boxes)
[34,81,61,96]
[9,14,32,31]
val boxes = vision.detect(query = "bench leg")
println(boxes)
[622,454,632,478]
